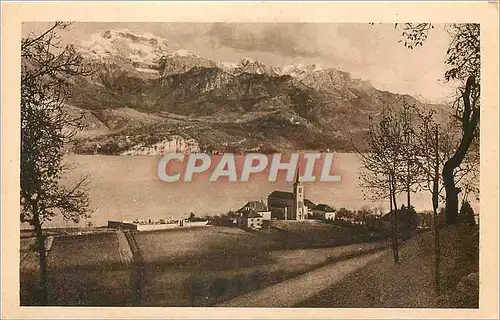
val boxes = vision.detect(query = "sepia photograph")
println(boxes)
[2,1,499,319]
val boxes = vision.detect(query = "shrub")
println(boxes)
[459,200,476,226]
[398,205,419,240]
[438,207,447,227]
[99,141,123,155]
[379,206,419,240]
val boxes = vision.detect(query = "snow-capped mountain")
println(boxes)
[280,63,323,79]
[232,57,281,76]
[77,29,339,81]
[217,58,324,79]
[77,29,168,67]
[76,29,213,77]
[216,61,239,73]
[62,29,446,155]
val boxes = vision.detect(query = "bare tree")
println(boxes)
[357,109,407,263]
[398,102,425,209]
[412,107,444,294]
[397,23,480,224]
[21,22,94,305]
[412,103,478,294]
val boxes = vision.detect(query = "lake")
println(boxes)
[24,153,478,228]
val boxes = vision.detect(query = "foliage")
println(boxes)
[397,205,419,240]
[377,206,418,240]
[445,24,480,84]
[458,201,476,226]
[397,23,480,85]
[418,210,434,229]
[356,206,373,222]
[398,23,480,224]
[395,23,435,49]
[21,22,94,304]
[335,207,355,220]
[21,22,94,226]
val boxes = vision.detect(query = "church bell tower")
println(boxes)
[293,166,305,220]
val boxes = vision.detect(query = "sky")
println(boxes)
[23,22,457,104]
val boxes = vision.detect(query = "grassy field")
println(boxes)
[132,224,388,306]
[20,221,387,306]
[266,220,385,248]
[20,231,135,306]
[296,224,479,308]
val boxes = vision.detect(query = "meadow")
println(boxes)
[20,222,389,306]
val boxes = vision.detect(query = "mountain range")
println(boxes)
[63,29,448,155]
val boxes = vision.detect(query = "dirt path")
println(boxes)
[217,249,389,307]
[115,230,133,264]
[123,231,146,306]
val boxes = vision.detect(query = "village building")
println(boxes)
[324,211,336,220]
[241,211,265,230]
[311,204,336,220]
[108,217,208,231]
[267,173,315,220]
[235,200,271,230]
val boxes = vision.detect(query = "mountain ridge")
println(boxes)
[63,29,449,155]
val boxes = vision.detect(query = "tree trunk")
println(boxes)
[442,162,459,225]
[407,159,411,209]
[32,214,48,305]
[389,181,396,262]
[407,188,411,209]
[442,76,479,225]
[433,192,441,295]
[433,125,441,295]
[390,174,399,263]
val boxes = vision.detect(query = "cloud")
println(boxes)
[23,22,453,103]
[207,23,321,57]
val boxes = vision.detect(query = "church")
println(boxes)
[267,172,315,220]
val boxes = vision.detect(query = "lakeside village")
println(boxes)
[109,173,439,234]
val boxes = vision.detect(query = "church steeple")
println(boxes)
[294,165,301,185]
[293,164,305,220]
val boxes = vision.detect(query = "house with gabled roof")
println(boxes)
[235,200,271,229]
[311,203,336,220]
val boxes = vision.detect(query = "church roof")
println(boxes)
[268,191,316,208]
[268,190,294,200]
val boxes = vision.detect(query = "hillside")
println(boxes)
[55,29,450,155]
[297,224,480,308]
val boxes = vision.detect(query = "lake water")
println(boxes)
[26,153,478,228]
